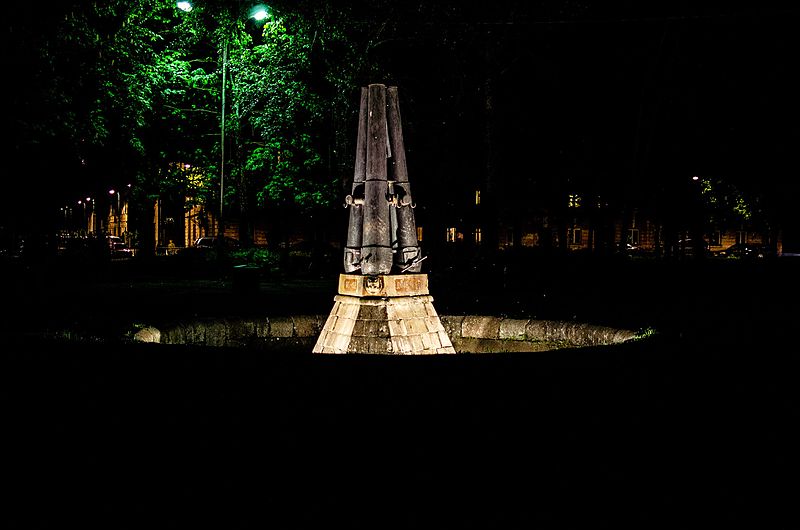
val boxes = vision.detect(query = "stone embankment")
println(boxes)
[133,315,637,353]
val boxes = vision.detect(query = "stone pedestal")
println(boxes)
[313,274,456,354]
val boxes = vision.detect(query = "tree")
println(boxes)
[28,0,373,249]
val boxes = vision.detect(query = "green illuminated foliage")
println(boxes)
[40,0,367,213]
[698,176,756,224]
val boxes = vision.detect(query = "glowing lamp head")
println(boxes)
[177,1,193,12]
[250,5,270,21]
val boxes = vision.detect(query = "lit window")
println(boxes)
[416,226,423,242]
[522,233,536,247]
[446,227,456,243]
[568,194,582,208]
[475,190,481,205]
[474,227,482,244]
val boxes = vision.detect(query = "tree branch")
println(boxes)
[163,104,219,115]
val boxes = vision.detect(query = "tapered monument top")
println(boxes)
[343,84,423,276]
[313,84,455,355]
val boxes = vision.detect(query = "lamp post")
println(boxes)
[219,39,227,235]
[78,199,86,235]
[86,197,94,235]
[218,5,269,236]
[176,1,270,237]
[124,184,131,235]
[109,189,120,236]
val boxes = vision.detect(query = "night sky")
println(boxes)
[377,1,799,221]
[3,1,798,232]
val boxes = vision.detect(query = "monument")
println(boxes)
[313,84,456,354]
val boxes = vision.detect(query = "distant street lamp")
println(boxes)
[109,188,119,211]
[78,199,86,230]
[109,189,120,235]
[124,184,131,234]
[86,197,94,234]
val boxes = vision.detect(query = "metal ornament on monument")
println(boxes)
[313,84,455,354]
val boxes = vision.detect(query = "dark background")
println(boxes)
[4,330,798,528]
[3,1,799,235]
[384,1,799,241]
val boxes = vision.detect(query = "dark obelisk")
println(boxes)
[314,84,455,354]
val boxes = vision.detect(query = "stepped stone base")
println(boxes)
[313,274,456,355]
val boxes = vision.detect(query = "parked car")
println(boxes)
[624,242,643,256]
[17,233,58,261]
[111,241,133,259]
[194,236,241,250]
[715,242,772,260]
[673,238,710,258]
[106,236,133,259]
[287,240,339,277]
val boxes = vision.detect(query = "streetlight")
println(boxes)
[123,184,131,235]
[250,5,270,21]
[177,1,270,237]
[220,36,227,234]
[78,200,86,233]
[86,197,94,235]
[109,189,120,235]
